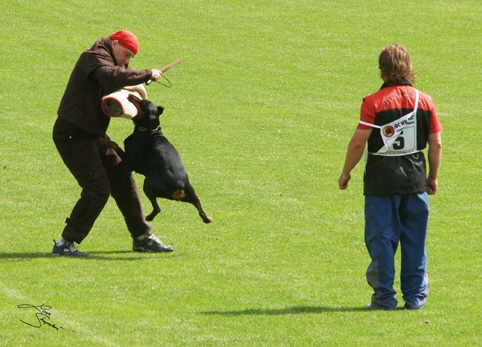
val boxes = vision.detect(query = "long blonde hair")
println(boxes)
[378,44,416,85]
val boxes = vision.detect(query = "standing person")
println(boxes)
[52,30,173,256]
[338,44,442,310]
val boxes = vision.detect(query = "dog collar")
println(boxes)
[136,126,159,132]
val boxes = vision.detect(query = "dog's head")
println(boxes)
[128,94,164,130]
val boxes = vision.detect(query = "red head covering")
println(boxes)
[109,30,139,54]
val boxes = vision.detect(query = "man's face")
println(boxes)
[112,41,135,66]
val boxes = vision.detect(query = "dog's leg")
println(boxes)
[182,185,213,224]
[95,137,119,149]
[197,203,213,223]
[145,195,161,222]
[143,179,161,221]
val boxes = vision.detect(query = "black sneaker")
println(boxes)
[132,232,174,253]
[367,303,396,311]
[404,303,423,310]
[52,239,89,257]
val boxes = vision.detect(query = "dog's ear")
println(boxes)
[127,94,142,103]
[157,106,165,116]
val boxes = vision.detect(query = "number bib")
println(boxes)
[360,89,420,156]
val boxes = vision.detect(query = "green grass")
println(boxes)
[1,0,482,346]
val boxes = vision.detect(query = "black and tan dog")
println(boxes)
[123,94,212,224]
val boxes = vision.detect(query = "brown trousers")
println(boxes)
[53,118,151,243]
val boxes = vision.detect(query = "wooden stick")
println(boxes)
[160,57,184,73]
[147,58,184,85]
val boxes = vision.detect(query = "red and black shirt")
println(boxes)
[358,81,442,195]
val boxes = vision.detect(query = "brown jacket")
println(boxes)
[57,37,152,136]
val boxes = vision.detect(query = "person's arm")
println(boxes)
[426,131,442,195]
[338,128,372,190]
[86,52,152,88]
[93,65,152,90]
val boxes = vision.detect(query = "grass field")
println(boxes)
[1,0,481,346]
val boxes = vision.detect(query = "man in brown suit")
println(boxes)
[52,30,173,256]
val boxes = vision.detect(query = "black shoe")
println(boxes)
[132,232,173,253]
[404,303,423,310]
[52,239,89,257]
[367,303,396,311]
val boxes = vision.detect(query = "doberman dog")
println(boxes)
[123,94,213,224]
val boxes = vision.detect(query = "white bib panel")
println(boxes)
[360,89,420,156]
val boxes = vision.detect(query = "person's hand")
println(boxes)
[426,177,438,195]
[338,172,351,190]
[150,69,163,81]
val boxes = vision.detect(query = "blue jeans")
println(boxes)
[364,193,429,310]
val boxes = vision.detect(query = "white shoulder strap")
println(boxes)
[359,120,380,129]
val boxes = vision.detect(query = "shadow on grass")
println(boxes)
[201,306,370,315]
[0,251,177,261]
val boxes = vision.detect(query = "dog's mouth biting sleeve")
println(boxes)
[101,84,147,119]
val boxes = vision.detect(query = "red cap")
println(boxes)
[109,30,139,54]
